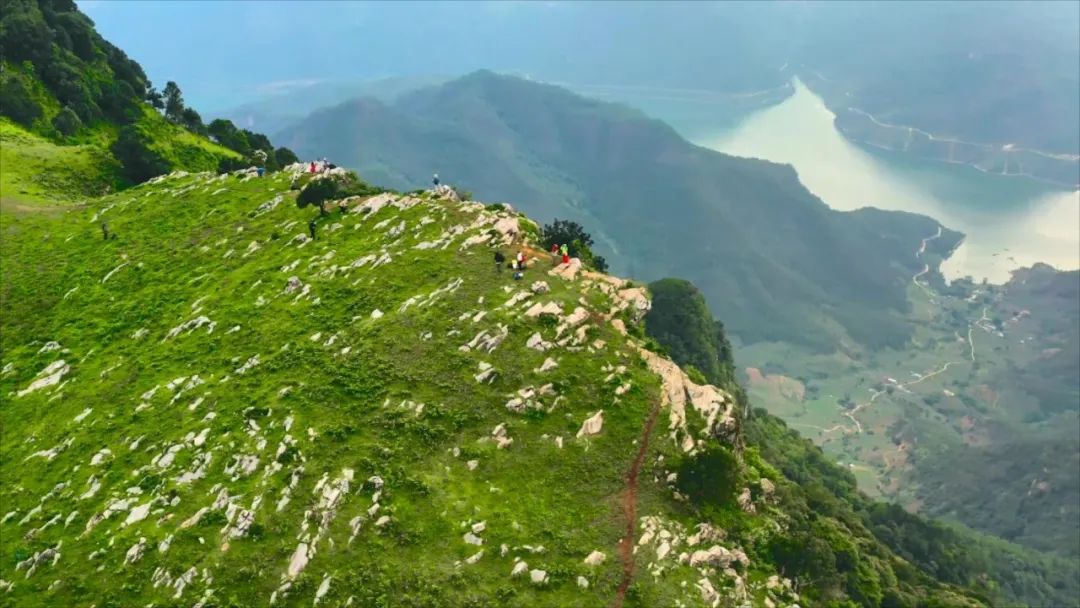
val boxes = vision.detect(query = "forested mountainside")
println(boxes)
[277,71,963,354]
[643,279,1080,607]
[909,265,1080,558]
[0,0,295,203]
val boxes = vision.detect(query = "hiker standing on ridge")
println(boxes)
[101,222,109,240]
[494,250,505,273]
[308,220,317,240]
[433,174,440,189]
[550,243,559,265]
[560,243,569,265]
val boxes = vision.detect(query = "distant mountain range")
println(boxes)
[203,2,1078,185]
[211,76,449,137]
[277,71,960,353]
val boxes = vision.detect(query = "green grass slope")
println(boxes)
[0,118,117,207]
[1,169,984,607]
[0,109,239,209]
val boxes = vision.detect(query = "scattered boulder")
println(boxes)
[286,542,310,579]
[549,258,582,280]
[525,333,552,351]
[124,538,148,565]
[475,362,497,383]
[89,448,112,466]
[760,478,775,498]
[314,574,332,606]
[17,360,69,397]
[524,301,562,318]
[534,358,558,373]
[584,550,606,566]
[689,544,736,568]
[492,217,520,243]
[576,411,604,438]
[737,487,755,513]
[491,423,513,449]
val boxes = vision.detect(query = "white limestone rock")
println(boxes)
[124,538,148,565]
[17,360,69,397]
[584,550,606,566]
[576,411,604,438]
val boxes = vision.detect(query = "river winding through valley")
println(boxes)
[695,78,1080,284]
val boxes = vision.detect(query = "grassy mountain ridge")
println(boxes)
[1,165,1001,607]
[277,71,964,354]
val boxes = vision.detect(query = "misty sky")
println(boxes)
[78,1,1079,114]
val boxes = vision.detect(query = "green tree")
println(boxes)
[297,172,381,214]
[297,176,339,215]
[180,107,205,134]
[145,86,164,111]
[675,445,740,505]
[540,218,608,271]
[274,146,299,167]
[0,74,42,126]
[645,278,741,390]
[541,218,592,252]
[51,105,81,136]
[207,119,250,155]
[0,10,53,65]
[163,81,184,122]
[111,125,168,183]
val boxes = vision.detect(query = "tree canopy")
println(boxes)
[540,218,608,272]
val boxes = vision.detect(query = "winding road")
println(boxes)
[837,228,984,437]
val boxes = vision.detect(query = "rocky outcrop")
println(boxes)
[636,348,739,453]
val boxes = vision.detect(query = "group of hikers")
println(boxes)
[308,158,336,174]
[494,243,570,280]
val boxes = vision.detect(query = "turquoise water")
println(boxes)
[691,79,1080,283]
